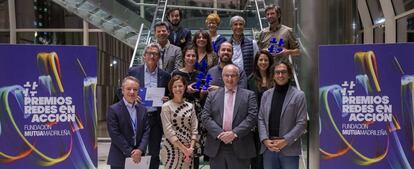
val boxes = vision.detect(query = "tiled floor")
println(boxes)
[97,142,211,169]
[97,120,210,169]
[97,141,305,169]
[97,121,305,169]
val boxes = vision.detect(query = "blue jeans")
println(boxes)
[263,149,299,169]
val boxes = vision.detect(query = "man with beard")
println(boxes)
[167,8,192,50]
[258,61,307,169]
[154,21,182,73]
[207,42,247,91]
[257,5,300,62]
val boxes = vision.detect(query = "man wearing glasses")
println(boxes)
[201,64,258,169]
[127,43,171,169]
[258,61,307,169]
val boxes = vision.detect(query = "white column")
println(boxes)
[8,0,16,44]
[213,0,217,13]
[379,0,396,43]
[83,20,89,46]
[357,0,373,43]
[140,0,145,18]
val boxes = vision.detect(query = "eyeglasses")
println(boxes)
[145,52,160,57]
[223,74,238,78]
[274,70,288,75]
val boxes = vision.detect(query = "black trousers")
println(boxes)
[148,112,163,169]
[110,166,123,169]
[251,129,264,169]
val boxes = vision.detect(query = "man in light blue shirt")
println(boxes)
[229,16,259,77]
[107,76,150,169]
[127,43,171,169]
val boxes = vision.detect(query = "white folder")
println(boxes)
[125,156,151,169]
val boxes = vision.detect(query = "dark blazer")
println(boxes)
[212,35,227,54]
[258,86,307,156]
[201,87,258,159]
[115,64,171,102]
[168,26,192,50]
[127,64,171,96]
[106,100,150,167]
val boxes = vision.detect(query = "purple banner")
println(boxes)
[0,44,97,169]
[319,43,414,169]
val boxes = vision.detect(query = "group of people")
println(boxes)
[106,4,307,169]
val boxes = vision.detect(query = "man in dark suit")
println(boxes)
[107,76,150,169]
[127,43,171,169]
[201,64,258,169]
[258,61,307,169]
[166,8,192,50]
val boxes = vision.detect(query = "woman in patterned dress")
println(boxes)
[160,75,199,169]
[172,45,208,169]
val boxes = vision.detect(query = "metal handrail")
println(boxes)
[150,0,169,32]
[160,0,168,22]
[146,0,169,44]
[124,2,246,13]
[129,23,144,68]
[254,0,263,30]
[289,55,301,91]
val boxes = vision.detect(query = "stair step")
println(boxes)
[89,7,100,14]
[77,1,94,11]
[74,0,86,7]
[94,10,109,18]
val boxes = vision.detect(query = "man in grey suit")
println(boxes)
[201,64,258,169]
[154,21,182,73]
[258,61,307,169]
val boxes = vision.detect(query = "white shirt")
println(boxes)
[232,42,244,70]
[144,64,158,88]
[122,97,137,138]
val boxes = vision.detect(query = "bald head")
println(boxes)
[222,64,240,90]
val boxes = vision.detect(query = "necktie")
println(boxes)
[223,90,234,131]
[161,49,165,61]
[159,49,165,69]
[130,107,137,146]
